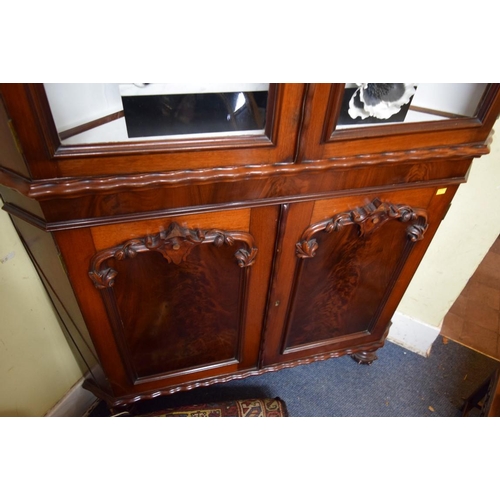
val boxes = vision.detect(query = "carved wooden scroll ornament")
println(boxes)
[296,198,428,259]
[89,222,258,289]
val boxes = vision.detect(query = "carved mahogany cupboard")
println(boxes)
[1,83,499,410]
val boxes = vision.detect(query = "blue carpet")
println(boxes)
[89,338,499,417]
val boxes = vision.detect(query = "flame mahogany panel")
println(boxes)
[110,245,244,379]
[285,199,428,351]
[88,222,257,381]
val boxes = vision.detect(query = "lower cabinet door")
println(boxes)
[262,185,456,366]
[56,206,278,399]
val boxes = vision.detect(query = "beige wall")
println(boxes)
[0,201,84,416]
[397,118,500,327]
[0,120,499,416]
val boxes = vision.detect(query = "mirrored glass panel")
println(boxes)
[44,83,270,145]
[335,83,488,130]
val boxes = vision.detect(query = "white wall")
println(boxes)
[390,117,500,353]
[0,201,84,416]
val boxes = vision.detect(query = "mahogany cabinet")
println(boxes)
[1,83,499,410]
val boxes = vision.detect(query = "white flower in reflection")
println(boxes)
[348,83,417,120]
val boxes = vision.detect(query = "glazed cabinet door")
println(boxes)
[298,83,500,161]
[1,84,306,179]
[262,185,456,366]
[54,206,278,401]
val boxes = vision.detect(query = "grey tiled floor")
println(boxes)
[441,237,500,361]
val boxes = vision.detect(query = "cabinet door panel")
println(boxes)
[89,221,257,382]
[285,201,426,351]
[55,206,278,399]
[263,187,454,366]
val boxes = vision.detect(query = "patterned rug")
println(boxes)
[119,398,288,417]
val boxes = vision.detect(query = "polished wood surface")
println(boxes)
[1,83,498,408]
[106,243,245,378]
[89,221,258,380]
[288,199,427,347]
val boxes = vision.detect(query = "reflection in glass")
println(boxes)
[346,84,417,121]
[43,83,270,145]
[336,83,488,130]
[120,86,268,138]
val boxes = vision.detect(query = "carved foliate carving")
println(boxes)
[296,198,428,259]
[88,266,118,289]
[89,222,258,289]
[295,239,319,259]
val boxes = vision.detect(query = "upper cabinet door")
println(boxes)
[2,83,306,178]
[298,83,500,161]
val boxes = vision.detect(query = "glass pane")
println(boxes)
[43,83,270,145]
[335,83,488,130]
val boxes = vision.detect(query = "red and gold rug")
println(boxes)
[137,398,288,417]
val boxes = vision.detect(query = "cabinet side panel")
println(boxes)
[5,214,100,378]
[0,95,31,178]
[0,187,46,220]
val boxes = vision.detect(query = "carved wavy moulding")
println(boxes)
[296,198,428,259]
[0,142,489,201]
[89,222,258,289]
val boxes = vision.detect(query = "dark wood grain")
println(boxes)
[285,199,428,350]
[35,158,472,225]
[262,186,456,366]
[10,143,485,202]
[110,245,245,379]
[87,222,258,380]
